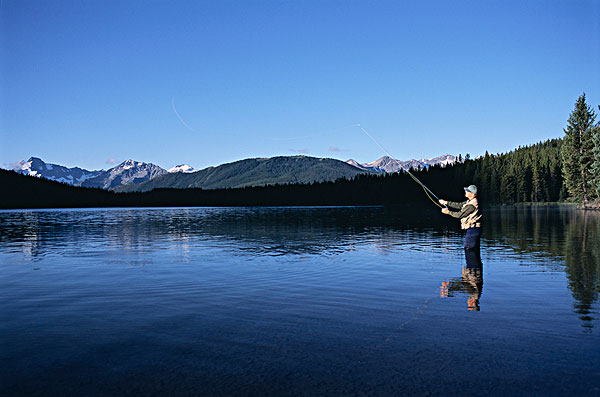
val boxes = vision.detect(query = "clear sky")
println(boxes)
[1,0,599,171]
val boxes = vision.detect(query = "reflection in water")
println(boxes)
[564,210,600,331]
[0,206,599,327]
[0,207,456,258]
[440,248,484,311]
[486,206,600,330]
[1,206,599,396]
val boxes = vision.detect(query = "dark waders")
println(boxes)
[464,227,481,250]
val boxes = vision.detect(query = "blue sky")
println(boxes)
[1,0,599,171]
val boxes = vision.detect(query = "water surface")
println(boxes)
[1,206,599,395]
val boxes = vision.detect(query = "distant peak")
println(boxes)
[168,164,195,173]
[118,159,148,170]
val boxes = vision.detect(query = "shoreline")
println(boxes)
[580,202,600,210]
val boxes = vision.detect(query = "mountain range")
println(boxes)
[10,157,195,190]
[115,156,376,192]
[346,154,456,173]
[79,160,168,190]
[11,157,104,186]
[9,154,456,192]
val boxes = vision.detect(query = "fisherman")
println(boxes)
[439,185,482,249]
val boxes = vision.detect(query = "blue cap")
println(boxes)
[464,185,478,194]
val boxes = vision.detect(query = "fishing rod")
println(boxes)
[357,124,446,209]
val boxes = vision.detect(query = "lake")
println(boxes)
[1,206,599,395]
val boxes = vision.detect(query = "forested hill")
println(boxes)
[115,156,375,192]
[0,168,116,208]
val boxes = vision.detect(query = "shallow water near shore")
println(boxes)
[1,205,599,395]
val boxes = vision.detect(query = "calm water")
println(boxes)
[1,206,599,396]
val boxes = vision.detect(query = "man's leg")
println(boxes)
[464,227,481,250]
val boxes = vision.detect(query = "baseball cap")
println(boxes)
[464,185,478,194]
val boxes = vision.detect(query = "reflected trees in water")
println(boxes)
[564,210,600,330]
[1,206,598,328]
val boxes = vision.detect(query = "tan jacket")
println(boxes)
[447,198,482,229]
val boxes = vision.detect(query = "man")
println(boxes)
[439,185,482,249]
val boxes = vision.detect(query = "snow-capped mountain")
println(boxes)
[167,164,196,173]
[81,160,167,190]
[11,157,103,185]
[345,159,378,172]
[347,154,457,173]
[11,157,167,190]
[422,154,456,167]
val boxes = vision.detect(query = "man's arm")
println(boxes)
[446,200,467,210]
[447,204,476,219]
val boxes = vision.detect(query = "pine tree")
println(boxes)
[561,93,597,202]
[531,161,544,201]
[590,105,600,200]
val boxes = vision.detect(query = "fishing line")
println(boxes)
[356,124,445,209]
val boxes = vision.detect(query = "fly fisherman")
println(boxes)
[439,185,482,249]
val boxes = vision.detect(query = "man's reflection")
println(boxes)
[440,248,483,311]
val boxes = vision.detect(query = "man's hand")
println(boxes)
[442,208,449,214]
[439,199,448,205]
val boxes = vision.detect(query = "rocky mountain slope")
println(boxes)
[11,157,170,190]
[11,157,103,185]
[81,160,167,190]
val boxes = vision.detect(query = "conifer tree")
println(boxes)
[591,105,600,199]
[561,93,596,202]
[531,162,544,202]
